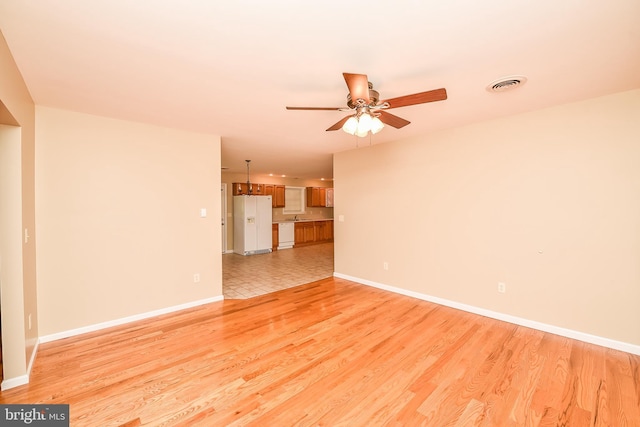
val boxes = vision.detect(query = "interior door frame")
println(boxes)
[221,183,228,253]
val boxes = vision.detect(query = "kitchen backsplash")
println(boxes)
[272,206,334,222]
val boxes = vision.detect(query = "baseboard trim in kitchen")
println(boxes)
[39,295,224,344]
[333,272,640,356]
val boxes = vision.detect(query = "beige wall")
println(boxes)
[0,30,37,386]
[35,107,222,336]
[0,125,26,382]
[221,172,333,251]
[334,89,640,346]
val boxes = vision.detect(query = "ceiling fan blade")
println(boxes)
[381,88,447,109]
[378,111,411,129]
[286,106,342,111]
[326,116,351,131]
[343,73,370,104]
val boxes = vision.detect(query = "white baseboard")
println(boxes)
[0,338,40,391]
[1,374,29,391]
[2,297,223,390]
[334,272,640,356]
[39,295,224,344]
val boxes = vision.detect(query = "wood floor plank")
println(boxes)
[1,277,639,426]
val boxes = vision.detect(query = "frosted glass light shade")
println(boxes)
[357,113,372,133]
[342,116,358,135]
[370,116,384,134]
[342,112,383,137]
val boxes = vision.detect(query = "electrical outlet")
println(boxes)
[497,282,506,293]
[193,273,201,283]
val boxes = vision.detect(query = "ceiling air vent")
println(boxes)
[486,75,527,93]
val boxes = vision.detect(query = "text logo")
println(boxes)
[1,405,69,426]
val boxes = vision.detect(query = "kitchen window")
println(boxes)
[283,186,306,214]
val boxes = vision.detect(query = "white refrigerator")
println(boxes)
[233,195,273,255]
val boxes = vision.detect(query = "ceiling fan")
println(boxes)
[286,73,447,137]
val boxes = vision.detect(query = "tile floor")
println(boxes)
[222,242,334,299]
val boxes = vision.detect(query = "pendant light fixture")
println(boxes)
[245,159,252,194]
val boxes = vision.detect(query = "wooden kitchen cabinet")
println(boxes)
[232,182,250,195]
[306,187,324,207]
[232,182,264,195]
[323,220,334,241]
[264,184,274,204]
[294,221,316,246]
[314,221,326,242]
[294,220,333,246]
[325,188,334,207]
[265,184,285,207]
[252,183,265,195]
[306,187,333,207]
[272,223,278,251]
[234,182,284,206]
[274,185,285,207]
[314,220,334,242]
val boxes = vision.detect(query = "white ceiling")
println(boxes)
[1,1,639,180]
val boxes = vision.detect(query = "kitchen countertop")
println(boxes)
[273,218,334,224]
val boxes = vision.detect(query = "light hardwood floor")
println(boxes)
[1,277,639,426]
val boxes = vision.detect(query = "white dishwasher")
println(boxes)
[277,222,295,250]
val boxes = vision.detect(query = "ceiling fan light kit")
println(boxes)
[342,111,385,137]
[286,73,447,138]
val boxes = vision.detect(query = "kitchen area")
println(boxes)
[273,186,334,252]
[221,174,335,298]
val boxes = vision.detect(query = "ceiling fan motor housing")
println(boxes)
[347,82,379,108]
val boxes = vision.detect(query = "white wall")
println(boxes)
[334,89,640,348]
[35,107,222,336]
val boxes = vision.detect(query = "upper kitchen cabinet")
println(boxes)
[275,185,285,207]
[306,187,334,207]
[325,187,334,207]
[232,182,246,195]
[233,182,254,195]
[265,184,285,208]
[306,187,324,207]
[232,182,271,197]
[233,182,285,207]
[252,183,265,195]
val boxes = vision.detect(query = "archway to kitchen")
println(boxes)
[220,174,334,299]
